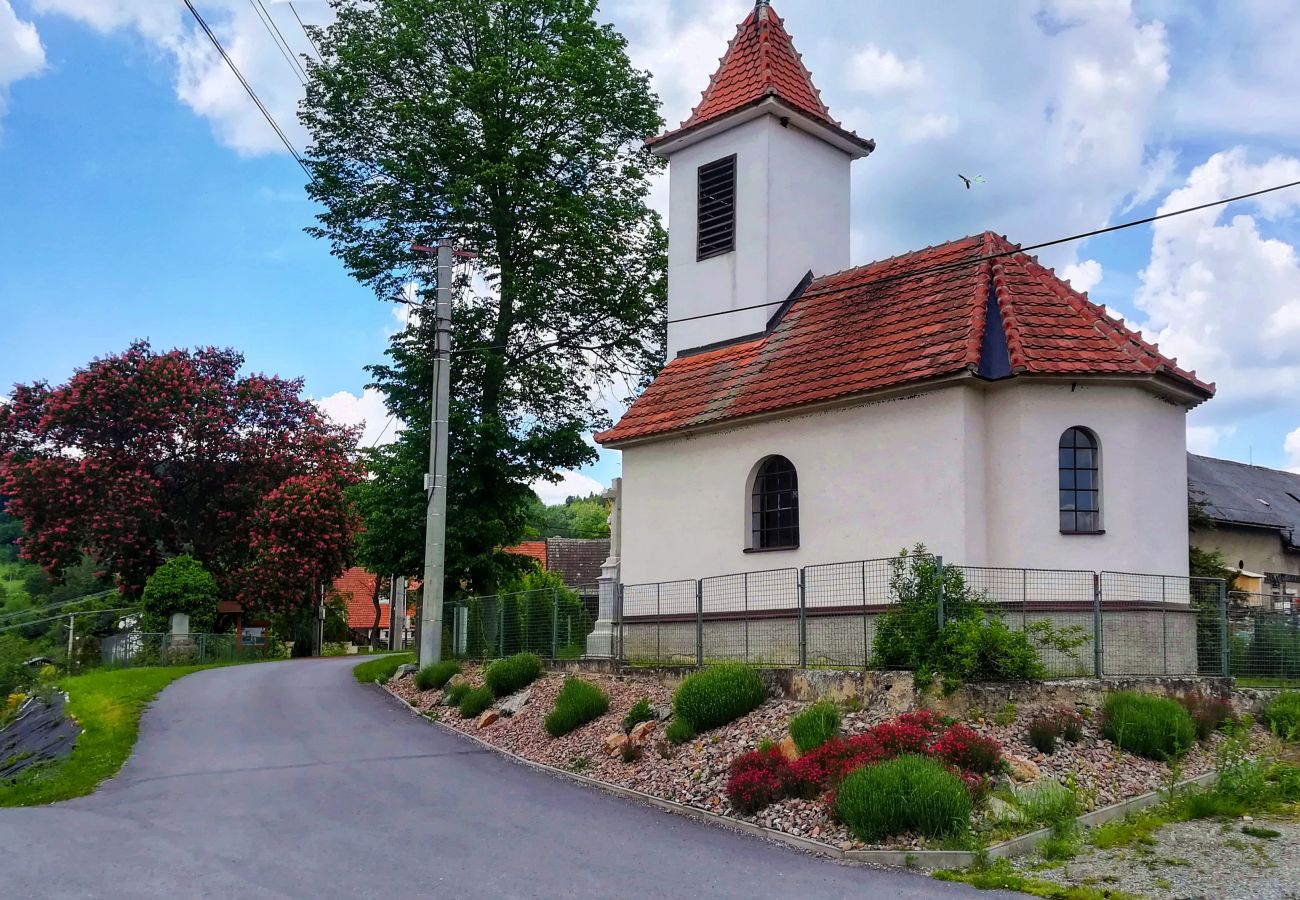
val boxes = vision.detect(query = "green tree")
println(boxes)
[140,555,219,634]
[523,492,610,539]
[301,0,665,598]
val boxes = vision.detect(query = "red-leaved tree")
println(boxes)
[0,342,362,614]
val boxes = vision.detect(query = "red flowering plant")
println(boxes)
[790,719,933,793]
[930,723,1006,775]
[725,747,797,815]
[0,342,361,606]
[893,710,943,733]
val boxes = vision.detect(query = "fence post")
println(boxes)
[798,569,807,669]
[1219,579,1229,677]
[616,584,625,663]
[1161,576,1169,675]
[498,597,505,659]
[934,556,945,632]
[695,579,703,668]
[550,588,559,661]
[861,562,869,671]
[1093,572,1104,677]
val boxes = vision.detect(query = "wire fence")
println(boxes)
[615,555,1254,680]
[95,632,275,669]
[442,586,596,662]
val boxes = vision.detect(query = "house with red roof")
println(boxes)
[331,567,412,647]
[596,1,1214,588]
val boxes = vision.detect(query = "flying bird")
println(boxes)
[958,174,986,189]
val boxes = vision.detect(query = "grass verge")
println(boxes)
[352,652,414,685]
[935,858,1138,899]
[0,666,204,807]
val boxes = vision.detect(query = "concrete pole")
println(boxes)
[418,239,453,667]
[66,614,75,671]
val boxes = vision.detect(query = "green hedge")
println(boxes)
[458,686,494,718]
[789,700,841,753]
[1101,692,1196,760]
[484,652,543,698]
[1264,691,1300,741]
[673,663,766,731]
[835,755,971,842]
[544,678,610,737]
[415,660,461,692]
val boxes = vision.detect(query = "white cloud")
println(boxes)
[1121,146,1178,213]
[315,387,400,448]
[1060,259,1103,293]
[1135,148,1300,424]
[847,44,925,94]
[1285,427,1300,472]
[0,0,45,129]
[900,112,956,142]
[32,0,324,156]
[1187,424,1235,455]
[533,469,605,505]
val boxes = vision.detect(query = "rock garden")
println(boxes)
[383,652,1300,887]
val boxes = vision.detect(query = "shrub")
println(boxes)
[665,717,696,744]
[931,723,1004,775]
[790,720,929,791]
[725,747,796,814]
[140,554,219,634]
[622,697,654,734]
[484,652,543,698]
[1175,692,1236,741]
[789,701,841,753]
[458,685,494,718]
[1263,691,1300,742]
[895,709,943,733]
[835,755,971,842]
[544,678,610,737]
[935,616,1048,683]
[1100,692,1196,760]
[1026,708,1085,754]
[416,660,461,692]
[445,680,472,705]
[672,663,766,732]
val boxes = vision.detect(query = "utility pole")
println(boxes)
[418,238,453,667]
[66,614,75,671]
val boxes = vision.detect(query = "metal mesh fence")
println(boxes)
[443,586,595,662]
[96,632,263,669]
[1226,596,1300,686]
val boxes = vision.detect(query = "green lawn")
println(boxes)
[353,652,414,684]
[0,665,204,807]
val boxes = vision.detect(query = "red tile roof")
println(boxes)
[650,3,866,150]
[504,541,548,569]
[596,232,1214,445]
[333,567,389,629]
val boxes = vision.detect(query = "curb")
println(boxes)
[378,682,1220,872]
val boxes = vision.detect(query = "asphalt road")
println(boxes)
[0,658,1016,899]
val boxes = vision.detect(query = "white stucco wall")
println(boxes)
[983,381,1190,577]
[664,115,852,357]
[618,380,1193,590]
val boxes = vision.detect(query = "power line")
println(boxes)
[0,606,139,635]
[667,176,1300,326]
[0,589,119,625]
[249,0,308,85]
[181,0,312,179]
[288,2,323,61]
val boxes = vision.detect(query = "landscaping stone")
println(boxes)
[477,710,499,729]
[604,733,628,755]
[629,720,655,743]
[777,736,799,762]
[1007,756,1041,783]
[393,663,418,680]
[440,674,466,705]
[498,688,531,718]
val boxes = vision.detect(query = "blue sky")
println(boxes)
[2,0,1300,498]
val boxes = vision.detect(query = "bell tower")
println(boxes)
[650,1,874,357]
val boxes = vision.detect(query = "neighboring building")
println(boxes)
[1188,454,1300,609]
[595,3,1214,588]
[505,537,610,613]
[331,567,411,645]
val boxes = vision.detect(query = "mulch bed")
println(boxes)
[0,693,79,781]
[387,667,1241,851]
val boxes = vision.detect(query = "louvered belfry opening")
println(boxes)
[697,154,737,260]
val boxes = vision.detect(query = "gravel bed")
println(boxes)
[386,668,1238,853]
[1013,815,1300,899]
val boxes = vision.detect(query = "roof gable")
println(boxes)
[597,232,1214,445]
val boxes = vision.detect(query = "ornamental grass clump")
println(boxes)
[672,663,766,732]
[544,678,610,737]
[789,701,841,753]
[458,685,494,719]
[415,660,461,692]
[445,680,471,705]
[665,717,696,745]
[1263,691,1300,742]
[1175,692,1236,741]
[1027,708,1085,754]
[622,697,654,734]
[834,755,971,842]
[1100,691,1195,760]
[484,652,543,698]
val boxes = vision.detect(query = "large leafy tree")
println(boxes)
[0,342,362,610]
[303,0,666,596]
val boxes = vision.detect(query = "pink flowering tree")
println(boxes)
[0,341,362,613]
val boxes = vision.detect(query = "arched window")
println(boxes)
[751,455,799,549]
[1059,427,1100,533]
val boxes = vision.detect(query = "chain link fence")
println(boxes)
[442,586,595,662]
[615,555,1259,681]
[1225,593,1300,686]
[96,632,272,669]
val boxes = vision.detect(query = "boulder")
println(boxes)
[1008,756,1041,783]
[604,732,628,755]
[651,704,673,722]
[477,710,499,729]
[441,674,467,706]
[393,663,418,681]
[498,688,531,718]
[778,736,800,762]
[629,720,655,743]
